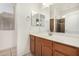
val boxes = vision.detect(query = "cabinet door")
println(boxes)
[42,39,53,56]
[42,45,53,56]
[54,51,65,56]
[35,37,42,56]
[54,42,77,56]
[30,35,35,55]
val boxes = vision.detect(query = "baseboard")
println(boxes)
[0,48,11,56]
[0,47,17,56]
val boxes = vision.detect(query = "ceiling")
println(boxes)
[51,3,79,11]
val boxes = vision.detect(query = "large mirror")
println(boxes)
[50,3,79,34]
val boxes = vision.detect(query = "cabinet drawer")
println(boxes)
[42,38,53,47]
[54,42,77,56]
[42,45,53,56]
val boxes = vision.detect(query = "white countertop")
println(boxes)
[30,32,79,48]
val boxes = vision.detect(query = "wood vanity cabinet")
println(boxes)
[30,35,79,56]
[53,42,79,56]
[41,39,53,56]
[30,35,35,55]
[30,35,53,56]
[35,37,42,56]
[35,37,53,56]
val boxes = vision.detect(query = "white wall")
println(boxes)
[0,30,16,50]
[15,3,42,56]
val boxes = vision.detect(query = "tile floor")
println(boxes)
[23,52,33,56]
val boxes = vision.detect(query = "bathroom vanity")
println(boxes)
[30,32,79,56]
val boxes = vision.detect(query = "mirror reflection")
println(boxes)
[31,11,45,26]
[50,3,79,34]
